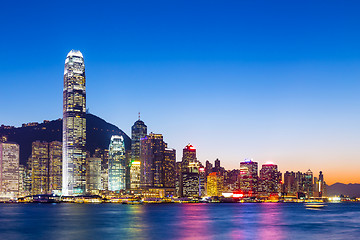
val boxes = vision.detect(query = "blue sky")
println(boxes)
[1,1,360,183]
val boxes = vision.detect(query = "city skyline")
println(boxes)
[1,1,360,185]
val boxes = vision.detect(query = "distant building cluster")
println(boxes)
[0,50,327,201]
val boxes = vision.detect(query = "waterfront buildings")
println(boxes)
[0,142,19,198]
[28,141,62,195]
[259,163,281,195]
[283,171,296,195]
[108,135,126,191]
[207,172,224,197]
[304,169,313,197]
[164,148,176,188]
[314,171,326,197]
[180,144,204,197]
[62,50,86,196]
[131,117,147,162]
[130,160,141,189]
[239,159,258,195]
[130,118,147,189]
[49,141,62,194]
[140,133,166,187]
[94,148,109,191]
[18,164,27,196]
[86,157,101,194]
[182,161,201,197]
[29,141,49,195]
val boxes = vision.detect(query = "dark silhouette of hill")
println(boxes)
[327,183,360,198]
[0,113,130,165]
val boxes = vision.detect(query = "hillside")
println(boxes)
[0,113,131,165]
[326,183,360,198]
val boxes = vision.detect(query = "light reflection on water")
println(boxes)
[0,203,360,239]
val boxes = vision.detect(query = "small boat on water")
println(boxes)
[304,202,326,208]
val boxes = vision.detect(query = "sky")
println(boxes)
[1,1,359,184]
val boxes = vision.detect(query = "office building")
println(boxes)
[29,141,49,195]
[86,157,101,194]
[130,160,141,189]
[49,141,62,193]
[108,135,126,191]
[207,172,224,197]
[259,163,281,194]
[131,116,147,162]
[283,171,296,195]
[239,159,258,194]
[63,50,86,196]
[0,142,19,198]
[164,148,176,188]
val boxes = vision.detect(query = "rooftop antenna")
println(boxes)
[138,112,141,120]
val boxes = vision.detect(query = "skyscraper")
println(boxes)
[239,159,258,195]
[164,148,176,188]
[29,141,49,195]
[29,141,62,195]
[181,144,196,170]
[86,157,101,194]
[108,135,126,191]
[181,144,203,197]
[131,116,147,162]
[259,163,281,195]
[0,142,19,198]
[303,169,313,197]
[130,160,141,189]
[49,141,62,194]
[283,171,296,195]
[62,50,86,196]
[207,172,224,197]
[140,133,166,187]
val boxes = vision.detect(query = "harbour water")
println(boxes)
[0,203,359,240]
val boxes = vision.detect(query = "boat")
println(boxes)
[304,202,326,208]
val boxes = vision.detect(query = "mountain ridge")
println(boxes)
[0,113,131,165]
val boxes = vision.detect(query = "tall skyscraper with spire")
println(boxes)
[62,50,86,196]
[130,115,147,189]
[131,114,147,162]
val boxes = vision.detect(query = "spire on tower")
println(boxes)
[138,112,141,120]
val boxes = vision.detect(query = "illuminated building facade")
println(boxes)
[207,172,224,197]
[130,160,141,189]
[108,135,126,191]
[18,164,27,196]
[94,148,109,190]
[29,141,62,195]
[175,162,182,196]
[29,141,49,195]
[63,50,86,196]
[180,144,201,197]
[164,148,176,188]
[181,144,196,170]
[140,133,166,187]
[131,117,147,162]
[0,142,19,198]
[314,171,326,197]
[182,161,201,197]
[86,157,101,194]
[283,171,296,195]
[303,169,313,197]
[239,159,258,194]
[49,141,62,193]
[259,163,281,194]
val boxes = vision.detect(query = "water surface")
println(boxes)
[0,203,359,239]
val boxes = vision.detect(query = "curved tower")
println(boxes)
[62,50,86,196]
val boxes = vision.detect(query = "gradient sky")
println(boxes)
[1,1,360,184]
